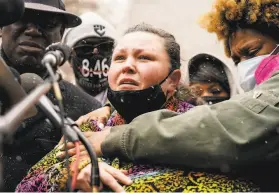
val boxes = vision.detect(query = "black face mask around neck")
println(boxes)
[107,70,174,123]
[202,96,230,105]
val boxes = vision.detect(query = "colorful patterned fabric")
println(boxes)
[16,97,259,192]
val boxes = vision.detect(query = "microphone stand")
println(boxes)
[0,81,52,135]
[43,62,100,192]
[37,96,100,191]
[0,64,100,191]
[0,80,52,191]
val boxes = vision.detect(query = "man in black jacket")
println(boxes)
[0,0,101,191]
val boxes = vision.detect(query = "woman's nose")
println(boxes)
[201,90,213,97]
[121,58,136,74]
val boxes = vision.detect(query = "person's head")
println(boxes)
[188,53,230,103]
[107,23,182,122]
[1,0,81,76]
[201,0,279,91]
[109,23,181,99]
[62,12,116,97]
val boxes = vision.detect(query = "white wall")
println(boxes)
[127,0,238,83]
[64,0,240,89]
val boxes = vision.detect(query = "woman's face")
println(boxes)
[229,28,278,65]
[109,31,180,95]
[190,82,229,98]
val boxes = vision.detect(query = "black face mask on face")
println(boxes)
[72,54,111,96]
[107,70,174,123]
[202,96,230,105]
[72,41,113,96]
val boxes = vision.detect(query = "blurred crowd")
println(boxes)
[1,0,279,192]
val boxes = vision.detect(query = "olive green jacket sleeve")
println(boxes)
[101,72,279,168]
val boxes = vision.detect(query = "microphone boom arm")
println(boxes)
[0,81,52,135]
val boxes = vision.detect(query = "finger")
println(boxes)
[75,116,86,126]
[57,146,87,159]
[105,166,132,185]
[98,182,104,191]
[120,170,129,175]
[78,150,89,158]
[97,122,105,129]
[76,168,92,192]
[65,142,75,150]
[88,116,98,122]
[98,116,108,125]
[69,145,86,155]
[58,142,75,151]
[75,180,91,192]
[101,170,125,192]
[83,132,93,138]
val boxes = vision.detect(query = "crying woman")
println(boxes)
[16,23,259,192]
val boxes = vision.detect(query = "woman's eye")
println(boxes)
[114,55,125,61]
[248,49,260,57]
[138,55,151,60]
[211,88,221,95]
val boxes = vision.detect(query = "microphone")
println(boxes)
[42,43,71,68]
[20,73,44,93]
[20,73,100,189]
[20,73,63,129]
[9,67,21,84]
[0,0,25,26]
[0,57,37,117]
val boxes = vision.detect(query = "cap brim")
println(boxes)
[25,3,81,28]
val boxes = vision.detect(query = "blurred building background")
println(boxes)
[63,0,240,88]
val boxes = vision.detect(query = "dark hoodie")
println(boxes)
[0,49,101,191]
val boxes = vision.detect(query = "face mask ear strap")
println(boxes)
[159,69,174,85]
[159,67,176,85]
[270,44,279,55]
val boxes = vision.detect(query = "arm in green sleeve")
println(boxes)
[101,72,279,168]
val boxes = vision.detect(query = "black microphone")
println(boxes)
[42,43,71,68]
[9,67,21,84]
[20,73,63,129]
[0,0,25,26]
[0,57,37,117]
[20,73,80,138]
[0,67,21,114]
[19,73,100,189]
[20,73,44,93]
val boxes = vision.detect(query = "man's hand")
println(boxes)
[76,106,111,128]
[75,161,132,192]
[57,128,111,158]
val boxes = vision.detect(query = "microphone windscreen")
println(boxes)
[0,57,37,118]
[47,43,71,65]
[0,0,25,26]
[20,73,44,93]
[9,67,21,84]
